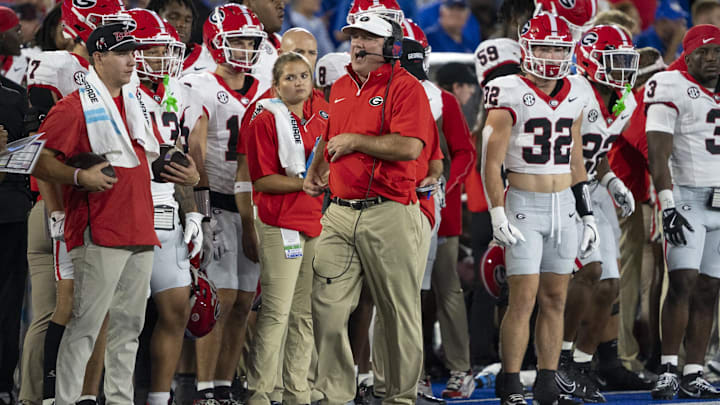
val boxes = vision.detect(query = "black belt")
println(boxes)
[331,196,388,210]
[210,191,238,213]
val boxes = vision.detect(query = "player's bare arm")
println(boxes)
[481,108,512,209]
[570,111,588,185]
[647,130,674,192]
[33,148,117,192]
[303,138,329,197]
[234,155,259,263]
[187,114,209,187]
[327,132,423,162]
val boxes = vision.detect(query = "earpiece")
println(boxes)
[382,20,403,60]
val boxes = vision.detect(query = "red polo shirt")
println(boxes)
[323,62,435,204]
[245,108,325,237]
[38,91,160,251]
[438,90,476,237]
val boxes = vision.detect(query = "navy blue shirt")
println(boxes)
[425,23,479,53]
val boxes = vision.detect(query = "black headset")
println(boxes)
[382,19,404,60]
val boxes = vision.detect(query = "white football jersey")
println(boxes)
[181,71,270,194]
[138,78,204,206]
[421,80,443,121]
[474,38,522,86]
[579,76,636,179]
[182,43,217,77]
[484,74,587,175]
[0,53,28,85]
[27,51,89,98]
[645,70,720,187]
[251,38,278,84]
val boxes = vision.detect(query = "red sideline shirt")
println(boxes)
[438,90,476,237]
[38,91,160,251]
[239,88,328,155]
[607,89,650,202]
[323,62,435,204]
[245,109,326,237]
[417,118,442,229]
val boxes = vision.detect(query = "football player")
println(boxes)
[129,9,205,405]
[646,24,720,401]
[182,5,270,404]
[556,24,638,403]
[481,13,597,405]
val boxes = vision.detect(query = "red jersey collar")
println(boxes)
[679,70,720,104]
[346,61,398,92]
[183,43,202,70]
[139,81,166,105]
[267,33,281,50]
[519,75,571,110]
[71,52,90,69]
[212,72,259,106]
[590,82,624,125]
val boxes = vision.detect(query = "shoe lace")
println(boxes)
[446,371,467,390]
[507,393,526,404]
[656,372,679,390]
[690,374,718,392]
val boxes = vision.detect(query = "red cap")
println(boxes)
[683,24,720,56]
[0,6,18,33]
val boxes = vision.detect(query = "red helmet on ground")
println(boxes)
[576,25,638,89]
[480,244,506,299]
[186,268,220,339]
[519,12,575,80]
[129,9,185,80]
[347,0,404,25]
[62,0,134,42]
[203,4,266,71]
[535,0,597,39]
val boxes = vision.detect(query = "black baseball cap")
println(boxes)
[86,23,136,56]
[400,38,428,81]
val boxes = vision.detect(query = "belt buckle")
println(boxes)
[351,200,364,210]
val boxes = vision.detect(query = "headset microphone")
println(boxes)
[357,50,384,58]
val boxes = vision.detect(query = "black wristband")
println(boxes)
[572,181,594,217]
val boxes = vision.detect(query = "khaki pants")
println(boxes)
[56,229,153,405]
[432,236,470,372]
[247,220,316,405]
[618,203,661,371]
[313,201,424,405]
[373,214,432,396]
[19,201,56,405]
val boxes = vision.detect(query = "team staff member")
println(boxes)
[647,25,720,400]
[32,24,161,405]
[304,14,435,405]
[244,52,326,405]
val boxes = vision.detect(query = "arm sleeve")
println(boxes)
[441,91,476,193]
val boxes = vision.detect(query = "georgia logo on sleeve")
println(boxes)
[369,96,383,106]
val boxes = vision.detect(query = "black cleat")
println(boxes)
[502,393,528,405]
[679,371,720,399]
[596,364,656,391]
[651,364,679,400]
[572,362,606,403]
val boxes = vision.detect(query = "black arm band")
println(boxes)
[193,187,211,219]
[571,181,594,217]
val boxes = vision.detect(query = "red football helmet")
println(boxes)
[576,25,638,89]
[129,9,185,80]
[535,0,597,39]
[347,0,404,25]
[401,19,430,71]
[203,4,266,71]
[62,0,134,42]
[186,267,220,339]
[519,13,575,79]
[480,244,506,299]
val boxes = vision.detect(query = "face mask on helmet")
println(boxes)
[592,49,639,88]
[218,34,263,71]
[136,41,186,80]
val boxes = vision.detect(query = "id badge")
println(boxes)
[710,188,720,210]
[154,205,175,231]
[280,228,303,259]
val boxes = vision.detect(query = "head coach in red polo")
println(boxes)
[32,23,162,405]
[303,13,436,405]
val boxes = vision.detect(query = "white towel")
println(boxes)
[256,98,306,178]
[79,67,159,168]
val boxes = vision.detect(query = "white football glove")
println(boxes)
[184,212,204,258]
[49,211,65,241]
[200,218,227,268]
[579,215,599,259]
[601,172,635,217]
[490,206,526,247]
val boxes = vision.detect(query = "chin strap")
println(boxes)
[612,83,633,117]
[161,74,178,112]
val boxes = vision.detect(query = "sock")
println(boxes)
[214,380,232,400]
[573,349,593,364]
[683,364,704,376]
[77,395,96,403]
[148,392,171,405]
[197,382,214,398]
[661,355,678,367]
[503,372,522,395]
[534,369,560,403]
[43,321,66,399]
[562,341,574,351]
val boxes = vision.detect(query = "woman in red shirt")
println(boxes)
[243,52,325,404]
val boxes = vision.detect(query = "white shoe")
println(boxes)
[441,370,476,399]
